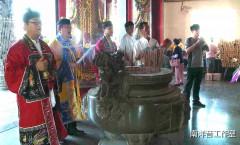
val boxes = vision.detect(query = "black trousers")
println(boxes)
[65,121,77,130]
[184,67,203,102]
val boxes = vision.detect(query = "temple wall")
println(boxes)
[164,0,240,43]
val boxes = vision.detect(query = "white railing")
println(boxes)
[0,18,15,88]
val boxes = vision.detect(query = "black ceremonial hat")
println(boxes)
[57,18,70,26]
[23,8,40,23]
[102,21,112,29]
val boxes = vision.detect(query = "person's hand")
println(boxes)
[198,38,206,44]
[36,56,48,71]
[196,39,201,45]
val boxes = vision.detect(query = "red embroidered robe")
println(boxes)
[4,35,67,145]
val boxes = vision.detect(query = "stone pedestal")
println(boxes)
[98,132,128,145]
[84,51,190,145]
[123,134,153,145]
[98,138,128,145]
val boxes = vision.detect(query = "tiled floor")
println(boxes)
[0,88,18,133]
[0,76,240,145]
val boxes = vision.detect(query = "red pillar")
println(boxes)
[159,0,164,43]
[58,0,66,20]
[126,0,133,21]
[151,0,164,43]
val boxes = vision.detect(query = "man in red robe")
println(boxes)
[4,9,67,145]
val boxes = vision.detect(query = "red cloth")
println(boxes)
[161,38,171,47]
[80,87,91,97]
[95,37,117,53]
[53,110,68,140]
